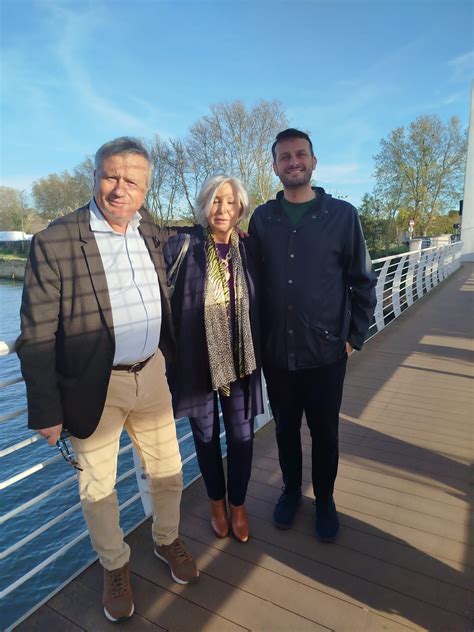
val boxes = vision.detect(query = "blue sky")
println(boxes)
[1,0,473,206]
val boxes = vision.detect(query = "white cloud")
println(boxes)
[448,51,474,82]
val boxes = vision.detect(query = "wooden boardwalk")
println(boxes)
[19,264,474,632]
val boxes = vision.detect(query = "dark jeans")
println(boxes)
[189,380,254,506]
[264,355,347,502]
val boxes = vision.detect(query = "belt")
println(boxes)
[113,354,154,373]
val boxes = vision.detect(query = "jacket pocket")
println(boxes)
[306,322,346,366]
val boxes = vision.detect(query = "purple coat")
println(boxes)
[164,225,263,420]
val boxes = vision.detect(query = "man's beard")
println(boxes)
[279,168,313,189]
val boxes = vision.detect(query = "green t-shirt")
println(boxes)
[280,195,317,225]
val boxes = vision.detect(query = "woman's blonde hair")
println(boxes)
[196,175,250,227]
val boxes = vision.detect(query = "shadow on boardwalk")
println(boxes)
[19,265,474,631]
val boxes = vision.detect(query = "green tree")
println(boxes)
[0,187,24,230]
[32,157,93,220]
[359,192,397,254]
[373,115,467,236]
[428,210,461,236]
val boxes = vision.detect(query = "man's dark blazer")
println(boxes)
[17,203,176,439]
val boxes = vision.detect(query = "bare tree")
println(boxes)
[145,136,182,224]
[183,100,288,209]
[167,138,204,221]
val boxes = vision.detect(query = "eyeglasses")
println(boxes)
[56,432,83,471]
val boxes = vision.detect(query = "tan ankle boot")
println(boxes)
[210,498,229,538]
[230,503,250,543]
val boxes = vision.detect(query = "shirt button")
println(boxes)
[288,280,293,284]
[288,305,293,310]
[288,329,293,334]
[293,229,297,233]
[290,352,295,357]
[290,253,295,258]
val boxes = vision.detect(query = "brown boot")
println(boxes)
[210,498,229,538]
[230,503,250,543]
[103,562,134,622]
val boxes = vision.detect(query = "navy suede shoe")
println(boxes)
[315,497,339,542]
[273,488,302,529]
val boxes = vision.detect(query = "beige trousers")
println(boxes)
[70,350,183,571]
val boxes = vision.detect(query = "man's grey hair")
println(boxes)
[94,137,152,186]
[196,175,250,227]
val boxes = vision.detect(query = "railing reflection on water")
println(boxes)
[0,240,462,630]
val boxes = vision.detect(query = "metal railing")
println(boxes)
[367,241,462,339]
[0,240,462,630]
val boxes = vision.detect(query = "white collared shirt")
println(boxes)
[89,198,162,365]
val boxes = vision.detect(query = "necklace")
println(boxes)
[219,250,232,282]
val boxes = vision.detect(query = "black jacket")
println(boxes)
[248,188,377,371]
[163,226,263,420]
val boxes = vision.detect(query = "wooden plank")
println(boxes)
[255,453,471,513]
[175,507,413,632]
[15,606,85,632]
[250,462,470,537]
[122,529,328,632]
[247,463,473,569]
[46,579,164,631]
[254,443,473,495]
[180,489,472,631]
[79,563,243,632]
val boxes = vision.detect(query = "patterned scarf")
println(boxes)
[204,227,257,396]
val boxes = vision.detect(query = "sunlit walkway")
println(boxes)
[19,264,474,632]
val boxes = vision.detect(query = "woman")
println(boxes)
[164,175,262,543]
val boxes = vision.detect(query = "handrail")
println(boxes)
[371,243,440,264]
[0,239,463,630]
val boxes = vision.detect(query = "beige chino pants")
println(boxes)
[70,350,183,571]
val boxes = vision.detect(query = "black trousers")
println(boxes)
[189,380,254,506]
[264,355,347,502]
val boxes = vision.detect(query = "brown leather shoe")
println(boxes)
[230,503,250,543]
[210,498,229,538]
[103,562,134,622]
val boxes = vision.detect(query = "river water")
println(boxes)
[0,279,202,630]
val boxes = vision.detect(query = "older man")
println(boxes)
[17,137,198,623]
[249,128,377,542]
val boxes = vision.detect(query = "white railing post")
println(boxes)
[438,248,446,282]
[405,253,417,307]
[391,254,407,318]
[424,249,435,292]
[416,250,427,299]
[374,259,390,332]
[431,248,441,288]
